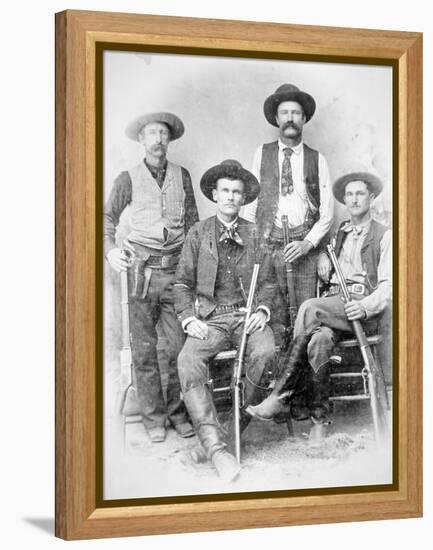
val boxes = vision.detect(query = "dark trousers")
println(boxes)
[270,247,319,342]
[273,246,319,307]
[129,266,188,430]
[178,312,275,407]
[295,295,378,372]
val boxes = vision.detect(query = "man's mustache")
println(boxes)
[282,122,300,131]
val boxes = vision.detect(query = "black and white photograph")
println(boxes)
[102,49,393,500]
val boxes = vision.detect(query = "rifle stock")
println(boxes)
[327,244,388,443]
[281,215,297,331]
[119,268,133,391]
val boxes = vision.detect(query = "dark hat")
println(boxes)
[333,172,383,203]
[125,111,184,141]
[263,83,316,126]
[200,160,260,205]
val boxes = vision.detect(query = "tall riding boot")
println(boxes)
[245,335,309,421]
[308,364,331,443]
[183,385,241,483]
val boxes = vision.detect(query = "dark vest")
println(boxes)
[256,141,320,240]
[333,219,388,290]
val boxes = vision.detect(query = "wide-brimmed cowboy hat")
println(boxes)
[333,172,383,203]
[125,111,184,141]
[263,83,316,126]
[200,160,260,205]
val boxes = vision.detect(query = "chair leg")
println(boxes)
[285,415,295,437]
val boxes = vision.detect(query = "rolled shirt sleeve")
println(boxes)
[304,153,334,248]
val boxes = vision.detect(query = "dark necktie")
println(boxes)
[281,147,294,195]
[219,222,244,246]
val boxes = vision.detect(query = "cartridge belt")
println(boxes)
[324,282,369,297]
[145,253,180,269]
[212,302,245,317]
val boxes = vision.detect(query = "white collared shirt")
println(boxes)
[242,140,334,247]
[216,214,239,229]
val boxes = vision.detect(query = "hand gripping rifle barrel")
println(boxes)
[326,243,388,444]
[232,230,261,464]
[281,215,298,331]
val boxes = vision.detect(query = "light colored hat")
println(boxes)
[125,111,184,141]
[333,172,383,203]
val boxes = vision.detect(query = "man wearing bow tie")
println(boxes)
[246,172,391,437]
[174,160,276,482]
[242,84,334,338]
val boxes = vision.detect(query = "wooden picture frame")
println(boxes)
[55,9,422,540]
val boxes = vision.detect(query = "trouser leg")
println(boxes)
[178,327,240,481]
[292,248,319,306]
[129,288,166,430]
[246,334,309,421]
[225,324,276,442]
[158,268,189,426]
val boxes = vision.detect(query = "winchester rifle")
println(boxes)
[327,243,389,443]
[281,215,298,334]
[232,232,261,464]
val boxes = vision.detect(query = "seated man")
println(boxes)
[246,171,392,438]
[174,160,277,482]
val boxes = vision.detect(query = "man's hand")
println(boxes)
[246,310,267,335]
[284,239,313,263]
[186,319,209,340]
[344,300,367,321]
[107,248,130,273]
[317,252,332,282]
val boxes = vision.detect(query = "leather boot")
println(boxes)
[245,335,309,421]
[308,364,331,443]
[183,385,240,483]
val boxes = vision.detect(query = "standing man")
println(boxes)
[175,160,276,482]
[246,172,391,437]
[243,83,334,336]
[104,111,199,443]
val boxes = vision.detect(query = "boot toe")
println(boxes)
[211,449,241,483]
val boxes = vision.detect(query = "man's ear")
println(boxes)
[212,188,217,201]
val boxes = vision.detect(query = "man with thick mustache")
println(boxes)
[243,84,334,339]
[104,112,199,443]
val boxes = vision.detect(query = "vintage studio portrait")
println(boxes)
[102,50,393,500]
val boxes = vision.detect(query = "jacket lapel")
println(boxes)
[208,216,219,262]
[235,219,253,264]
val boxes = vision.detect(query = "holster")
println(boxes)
[129,259,152,299]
